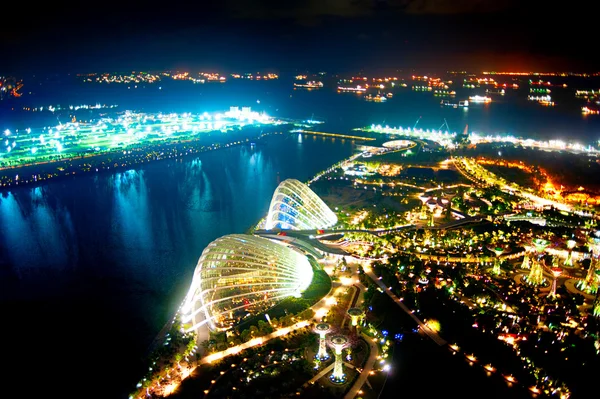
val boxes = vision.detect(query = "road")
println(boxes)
[363,267,447,346]
[344,333,379,399]
[304,363,335,387]
[200,320,311,365]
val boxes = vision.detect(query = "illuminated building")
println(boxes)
[265,179,338,230]
[314,323,331,360]
[329,335,349,383]
[182,234,313,331]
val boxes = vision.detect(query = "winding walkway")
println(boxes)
[344,333,379,399]
[364,267,447,346]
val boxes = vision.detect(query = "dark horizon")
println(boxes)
[2,0,597,76]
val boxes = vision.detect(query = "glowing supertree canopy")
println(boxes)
[486,245,509,275]
[347,307,365,327]
[549,267,563,297]
[314,323,332,360]
[532,238,550,254]
[182,234,313,331]
[265,179,338,230]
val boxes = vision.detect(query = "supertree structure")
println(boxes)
[314,323,332,360]
[521,254,531,269]
[347,307,364,329]
[328,335,350,383]
[525,255,546,287]
[487,245,509,275]
[549,267,563,297]
[577,237,600,294]
[564,239,577,266]
[520,238,549,286]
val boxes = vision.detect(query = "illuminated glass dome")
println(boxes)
[265,179,337,230]
[182,234,313,331]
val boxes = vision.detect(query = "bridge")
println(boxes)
[293,130,376,141]
[503,214,546,226]
[254,217,489,258]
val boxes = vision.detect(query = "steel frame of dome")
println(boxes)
[265,179,337,230]
[182,234,313,331]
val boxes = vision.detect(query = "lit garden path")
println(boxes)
[199,321,311,365]
[363,265,447,346]
[304,363,335,387]
[344,333,379,399]
[197,280,342,366]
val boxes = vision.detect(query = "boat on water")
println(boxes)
[528,95,555,106]
[539,100,555,106]
[337,85,366,93]
[441,99,469,108]
[486,88,505,95]
[294,81,323,89]
[468,95,492,103]
[365,93,387,102]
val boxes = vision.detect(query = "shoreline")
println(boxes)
[0,127,284,192]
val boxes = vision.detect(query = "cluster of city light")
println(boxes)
[200,72,226,82]
[230,73,278,80]
[582,106,600,115]
[171,72,205,84]
[469,132,598,154]
[366,124,456,148]
[21,103,118,113]
[84,72,161,84]
[0,107,274,167]
[483,71,588,77]
[0,76,23,99]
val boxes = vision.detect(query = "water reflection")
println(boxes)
[111,169,152,269]
[0,134,355,397]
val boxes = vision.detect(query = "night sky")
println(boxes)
[1,0,596,75]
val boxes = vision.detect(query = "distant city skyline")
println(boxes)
[2,1,596,75]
